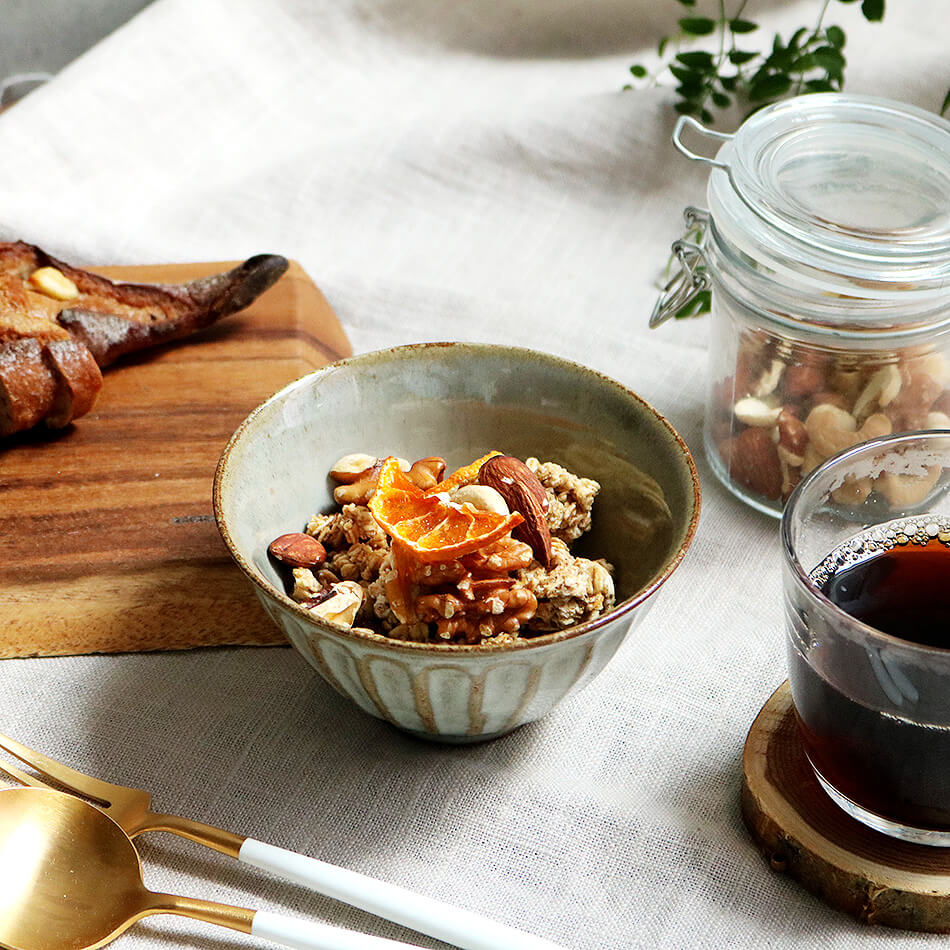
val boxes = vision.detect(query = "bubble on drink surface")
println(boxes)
[809,514,950,590]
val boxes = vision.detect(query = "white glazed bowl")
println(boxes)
[214,343,700,742]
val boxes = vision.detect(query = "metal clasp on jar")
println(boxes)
[649,206,711,328]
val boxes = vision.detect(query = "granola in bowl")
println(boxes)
[267,451,616,645]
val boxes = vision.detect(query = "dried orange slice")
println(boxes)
[370,456,523,562]
[423,451,501,495]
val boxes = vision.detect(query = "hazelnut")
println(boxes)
[405,457,447,491]
[329,453,378,484]
[783,364,824,399]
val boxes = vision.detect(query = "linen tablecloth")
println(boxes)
[1,1,948,947]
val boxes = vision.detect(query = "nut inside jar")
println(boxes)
[267,451,616,645]
[709,331,950,511]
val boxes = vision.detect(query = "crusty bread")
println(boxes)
[0,243,288,437]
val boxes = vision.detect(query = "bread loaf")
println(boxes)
[0,243,288,437]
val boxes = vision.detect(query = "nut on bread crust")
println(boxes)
[0,243,288,437]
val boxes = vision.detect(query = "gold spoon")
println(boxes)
[0,787,422,950]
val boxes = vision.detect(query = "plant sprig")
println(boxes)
[627,0,950,125]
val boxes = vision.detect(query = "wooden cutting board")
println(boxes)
[0,260,352,658]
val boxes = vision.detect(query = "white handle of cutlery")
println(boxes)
[252,910,424,950]
[240,838,567,950]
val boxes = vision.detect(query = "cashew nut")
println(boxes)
[451,484,510,515]
[877,466,942,509]
[919,352,950,387]
[858,412,892,442]
[805,404,857,458]
[831,475,873,506]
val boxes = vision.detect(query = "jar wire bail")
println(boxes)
[671,116,733,173]
[649,207,711,328]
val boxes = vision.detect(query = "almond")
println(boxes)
[268,533,327,569]
[723,427,782,500]
[478,455,552,568]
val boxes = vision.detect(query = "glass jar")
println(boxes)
[652,94,950,516]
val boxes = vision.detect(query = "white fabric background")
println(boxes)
[0,1,948,947]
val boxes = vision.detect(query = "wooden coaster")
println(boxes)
[742,681,950,933]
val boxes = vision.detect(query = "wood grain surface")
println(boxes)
[0,260,352,657]
[741,682,950,933]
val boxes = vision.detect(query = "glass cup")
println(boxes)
[782,430,950,845]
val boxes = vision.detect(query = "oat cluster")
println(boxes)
[281,454,616,645]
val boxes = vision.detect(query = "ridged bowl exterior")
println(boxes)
[256,590,648,741]
[215,343,699,742]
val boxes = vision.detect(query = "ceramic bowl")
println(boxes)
[214,343,700,742]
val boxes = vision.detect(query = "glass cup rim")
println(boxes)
[781,428,950,658]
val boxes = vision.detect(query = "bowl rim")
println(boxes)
[213,341,701,655]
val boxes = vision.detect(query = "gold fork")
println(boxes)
[0,732,564,950]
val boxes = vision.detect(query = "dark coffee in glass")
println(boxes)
[792,529,950,831]
[783,432,950,845]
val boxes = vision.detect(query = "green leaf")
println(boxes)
[805,78,836,92]
[789,53,818,72]
[675,50,715,69]
[674,289,711,318]
[749,73,793,102]
[813,45,846,76]
[712,91,732,108]
[728,50,758,65]
[669,64,703,84]
[674,100,701,116]
[826,25,846,48]
[719,75,738,91]
[941,87,950,117]
[678,16,717,35]
[700,108,714,123]
[729,18,758,33]
[861,0,884,20]
[658,36,670,57]
[789,27,809,48]
[675,80,706,98]
[677,0,698,5]
[629,64,648,78]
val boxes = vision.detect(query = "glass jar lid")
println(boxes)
[690,94,950,330]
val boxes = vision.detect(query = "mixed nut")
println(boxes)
[710,330,950,510]
[268,451,615,645]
